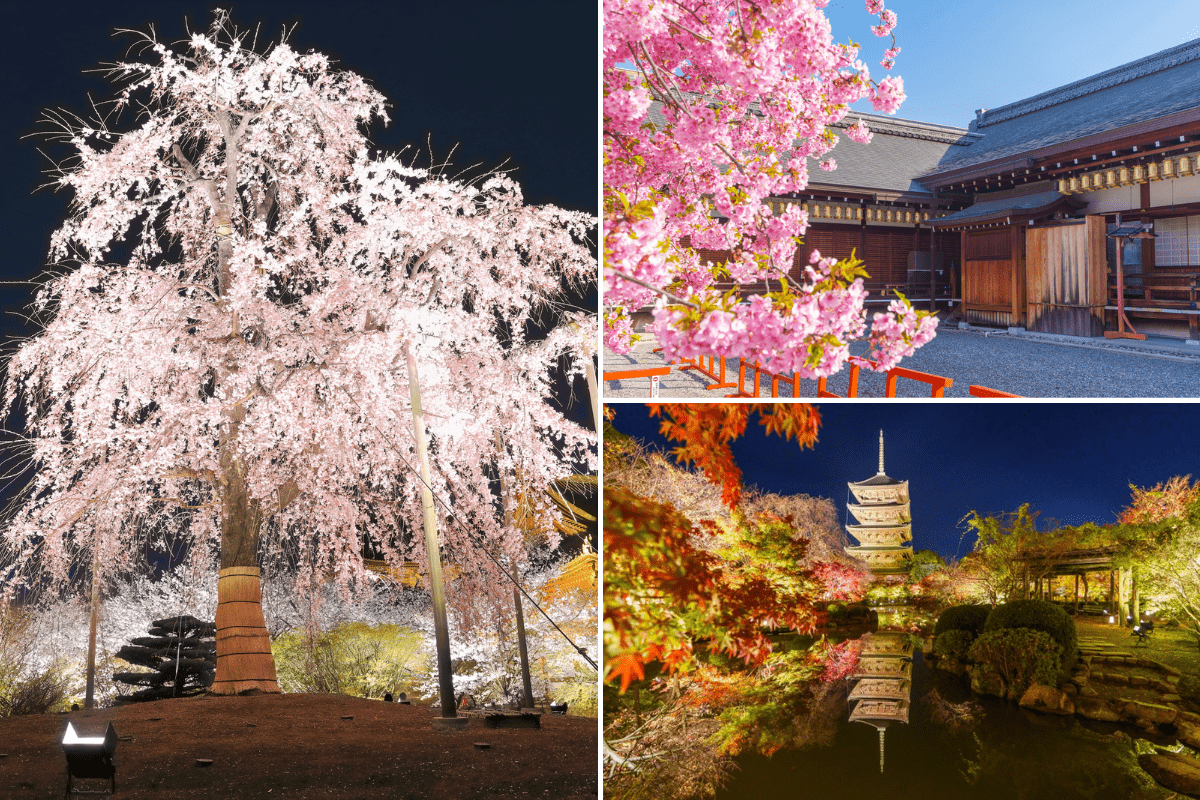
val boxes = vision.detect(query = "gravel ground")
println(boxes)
[603,326,1200,398]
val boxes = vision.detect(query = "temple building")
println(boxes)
[845,431,913,575]
[632,38,1200,340]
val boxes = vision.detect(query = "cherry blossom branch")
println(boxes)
[607,269,698,309]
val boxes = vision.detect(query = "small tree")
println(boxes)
[2,11,595,694]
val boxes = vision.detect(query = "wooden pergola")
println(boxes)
[1014,545,1140,627]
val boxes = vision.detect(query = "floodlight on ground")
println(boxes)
[62,721,117,797]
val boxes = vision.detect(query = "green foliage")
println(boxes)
[908,549,945,583]
[933,629,975,661]
[865,582,911,605]
[968,629,1061,698]
[825,602,848,623]
[0,661,71,717]
[983,599,1077,670]
[934,604,992,638]
[271,622,431,698]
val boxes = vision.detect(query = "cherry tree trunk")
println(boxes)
[211,455,279,695]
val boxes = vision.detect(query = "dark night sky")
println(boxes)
[606,402,1200,561]
[0,1,597,345]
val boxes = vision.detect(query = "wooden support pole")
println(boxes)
[1074,574,1080,611]
[84,554,100,711]
[406,342,457,719]
[1109,570,1116,620]
[1130,567,1139,625]
[495,433,534,711]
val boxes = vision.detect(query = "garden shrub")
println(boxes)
[983,599,1077,670]
[968,629,1061,698]
[933,604,992,638]
[271,622,431,698]
[0,663,70,717]
[932,629,975,661]
[826,603,848,623]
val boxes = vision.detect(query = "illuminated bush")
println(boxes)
[271,623,432,698]
[933,604,992,638]
[968,629,1061,698]
[983,599,1077,670]
[932,629,975,661]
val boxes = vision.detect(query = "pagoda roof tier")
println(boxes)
[848,503,910,525]
[849,482,909,505]
[860,633,915,658]
[850,657,913,680]
[848,679,912,702]
[847,533,913,549]
[850,698,910,725]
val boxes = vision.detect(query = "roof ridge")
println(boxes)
[833,113,980,146]
[977,38,1200,128]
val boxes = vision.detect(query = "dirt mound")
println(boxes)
[0,693,597,798]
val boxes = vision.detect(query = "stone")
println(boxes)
[1079,685,1099,697]
[1075,696,1121,722]
[968,665,1006,699]
[1062,683,1078,696]
[1138,752,1200,798]
[1164,694,1183,704]
[1019,684,1075,716]
[1161,664,1184,678]
[1179,710,1200,726]
[1179,722,1200,751]
[1130,675,1149,689]
[1135,657,1159,669]
[1124,700,1178,727]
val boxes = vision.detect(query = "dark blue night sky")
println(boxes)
[606,403,1200,561]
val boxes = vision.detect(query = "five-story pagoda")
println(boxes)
[845,431,912,575]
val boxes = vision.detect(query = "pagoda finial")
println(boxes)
[878,430,885,474]
[879,725,886,773]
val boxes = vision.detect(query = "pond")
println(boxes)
[713,616,1185,800]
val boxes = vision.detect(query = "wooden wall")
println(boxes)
[1025,217,1107,337]
[962,229,1015,326]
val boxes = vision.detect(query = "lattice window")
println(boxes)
[1156,215,1190,267]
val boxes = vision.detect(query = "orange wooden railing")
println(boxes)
[968,385,1023,398]
[678,354,738,391]
[885,366,953,397]
[602,366,671,397]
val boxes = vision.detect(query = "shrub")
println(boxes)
[1,663,71,717]
[983,599,1077,670]
[968,629,1061,698]
[272,622,431,698]
[826,603,848,623]
[933,629,975,661]
[934,604,992,638]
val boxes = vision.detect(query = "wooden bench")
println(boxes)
[1107,272,1200,339]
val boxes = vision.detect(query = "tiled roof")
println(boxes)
[929,186,1081,227]
[924,39,1200,180]
[641,93,976,198]
[811,114,977,197]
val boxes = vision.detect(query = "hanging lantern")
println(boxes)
[1105,170,1118,188]
[1148,161,1161,181]
[1079,174,1093,191]
[1118,167,1131,186]
[1068,176,1081,193]
[1058,178,1071,194]
[1161,158,1174,179]
[1132,164,1145,183]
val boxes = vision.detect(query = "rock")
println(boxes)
[1019,684,1075,716]
[1107,673,1129,686]
[1180,710,1200,726]
[1135,657,1159,669]
[1124,700,1178,727]
[1079,685,1099,697]
[1138,752,1200,797]
[1164,694,1183,704]
[1062,683,1079,696]
[1076,696,1121,722]
[1130,675,1149,689]
[968,665,1006,699]
[1180,721,1200,751]
[1161,664,1183,678]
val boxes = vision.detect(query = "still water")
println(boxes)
[714,631,1180,800]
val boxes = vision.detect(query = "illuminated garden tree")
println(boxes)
[1,12,596,695]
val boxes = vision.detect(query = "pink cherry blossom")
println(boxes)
[604,0,933,378]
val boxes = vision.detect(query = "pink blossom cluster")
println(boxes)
[881,46,901,70]
[855,298,941,372]
[845,118,873,144]
[603,0,931,378]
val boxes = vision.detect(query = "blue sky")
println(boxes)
[824,0,1200,128]
[607,403,1200,561]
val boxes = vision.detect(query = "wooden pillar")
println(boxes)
[961,231,969,314]
[1109,570,1116,620]
[1011,223,1027,326]
[1130,567,1139,625]
[1022,565,1029,600]
[1074,574,1080,610]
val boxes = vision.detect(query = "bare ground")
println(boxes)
[0,693,597,799]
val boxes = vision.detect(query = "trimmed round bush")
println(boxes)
[968,628,1061,698]
[933,604,992,638]
[932,629,975,661]
[982,599,1077,670]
